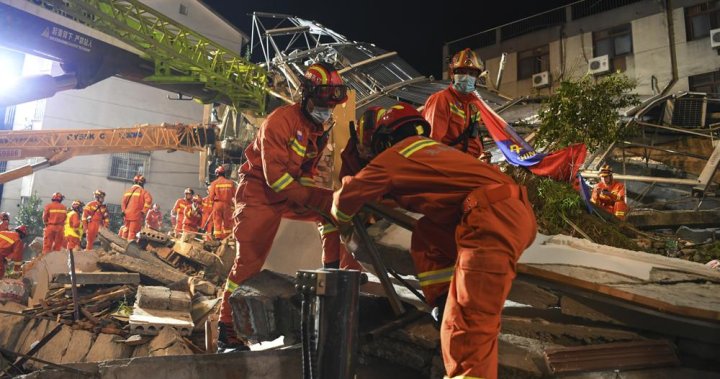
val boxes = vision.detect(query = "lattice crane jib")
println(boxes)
[37,0,267,112]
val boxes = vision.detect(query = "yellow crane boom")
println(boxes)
[0,123,216,183]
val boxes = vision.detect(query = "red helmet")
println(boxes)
[354,106,386,150]
[14,225,27,238]
[1,212,9,221]
[51,192,64,202]
[449,48,484,77]
[93,189,106,198]
[215,165,226,176]
[133,175,146,185]
[372,103,430,155]
[302,62,348,106]
[184,187,194,195]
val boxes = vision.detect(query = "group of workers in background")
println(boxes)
[0,46,629,379]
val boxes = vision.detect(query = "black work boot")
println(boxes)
[217,322,249,351]
[430,293,448,330]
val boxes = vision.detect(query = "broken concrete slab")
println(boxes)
[15,319,57,354]
[172,240,217,267]
[228,270,300,343]
[84,333,133,362]
[169,291,191,312]
[129,307,194,336]
[23,250,101,306]
[560,295,624,325]
[52,272,141,286]
[98,253,188,285]
[32,325,73,369]
[188,277,217,296]
[498,333,557,377]
[0,301,28,348]
[501,316,643,345]
[60,329,93,364]
[136,286,171,310]
[147,327,193,357]
[507,280,559,308]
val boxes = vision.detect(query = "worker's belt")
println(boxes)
[462,184,526,213]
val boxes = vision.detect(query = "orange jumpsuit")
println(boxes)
[332,136,537,379]
[121,184,152,241]
[591,180,627,220]
[201,196,213,236]
[209,176,236,239]
[145,208,162,230]
[422,86,485,158]
[218,103,359,326]
[172,198,190,234]
[42,201,67,253]
[0,231,24,279]
[64,209,83,250]
[82,201,109,251]
[183,203,202,232]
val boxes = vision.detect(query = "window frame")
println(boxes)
[593,24,633,73]
[516,45,550,80]
[689,70,720,95]
[685,2,720,41]
[108,152,150,182]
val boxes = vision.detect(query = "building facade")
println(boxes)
[445,0,720,98]
[0,0,247,231]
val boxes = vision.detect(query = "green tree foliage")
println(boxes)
[15,192,45,240]
[536,73,640,151]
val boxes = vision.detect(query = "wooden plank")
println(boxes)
[172,241,217,267]
[52,272,140,285]
[545,340,679,374]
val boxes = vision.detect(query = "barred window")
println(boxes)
[689,71,720,95]
[685,2,720,41]
[517,45,550,80]
[108,152,150,182]
[593,24,632,72]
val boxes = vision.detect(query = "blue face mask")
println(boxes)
[453,74,476,94]
[310,106,333,124]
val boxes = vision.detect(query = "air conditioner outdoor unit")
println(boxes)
[532,71,550,88]
[711,28,720,48]
[588,55,610,75]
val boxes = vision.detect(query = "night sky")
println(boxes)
[204,0,578,78]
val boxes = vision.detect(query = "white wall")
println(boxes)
[140,0,246,54]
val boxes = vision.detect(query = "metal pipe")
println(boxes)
[580,170,699,186]
[619,141,708,160]
[635,121,715,138]
[68,248,81,322]
[352,215,405,316]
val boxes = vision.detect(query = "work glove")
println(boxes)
[305,187,334,215]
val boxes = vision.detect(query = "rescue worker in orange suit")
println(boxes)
[201,188,214,239]
[171,188,193,237]
[217,62,360,349]
[422,48,487,158]
[82,190,109,251]
[0,212,10,232]
[591,164,627,220]
[331,103,537,379]
[183,195,203,233]
[121,175,152,241]
[145,203,162,231]
[0,226,26,279]
[65,200,84,250]
[339,106,386,180]
[208,166,236,239]
[42,192,67,253]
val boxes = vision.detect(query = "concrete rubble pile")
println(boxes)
[0,227,229,377]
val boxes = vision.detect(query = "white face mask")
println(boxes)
[453,74,477,94]
[310,106,333,124]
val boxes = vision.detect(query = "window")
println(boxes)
[108,152,150,181]
[593,24,632,72]
[179,4,188,16]
[685,2,720,41]
[689,70,720,94]
[517,45,550,80]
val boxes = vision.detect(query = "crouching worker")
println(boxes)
[331,103,537,379]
